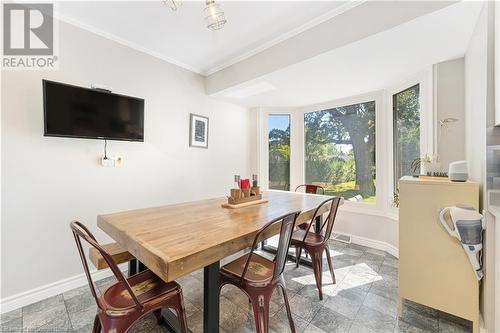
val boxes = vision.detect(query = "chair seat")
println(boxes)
[291,229,325,245]
[102,269,179,309]
[221,253,275,284]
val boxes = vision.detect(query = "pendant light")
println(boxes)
[204,0,227,31]
[162,0,182,11]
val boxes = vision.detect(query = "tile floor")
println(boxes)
[0,241,472,333]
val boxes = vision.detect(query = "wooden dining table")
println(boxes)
[97,190,332,333]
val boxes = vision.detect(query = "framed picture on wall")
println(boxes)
[189,113,209,148]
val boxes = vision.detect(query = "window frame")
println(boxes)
[392,83,421,191]
[387,68,434,206]
[267,113,292,191]
[256,67,434,218]
[258,108,296,191]
[297,91,386,212]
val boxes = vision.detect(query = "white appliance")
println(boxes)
[439,206,485,280]
[448,160,468,182]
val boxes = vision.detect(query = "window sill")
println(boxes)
[339,203,399,221]
[266,189,399,221]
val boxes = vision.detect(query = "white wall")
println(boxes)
[434,58,466,168]
[464,2,497,331]
[1,21,253,302]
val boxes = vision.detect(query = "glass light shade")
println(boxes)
[204,0,226,30]
[162,0,182,11]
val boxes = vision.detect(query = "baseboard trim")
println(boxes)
[0,263,127,314]
[335,231,399,258]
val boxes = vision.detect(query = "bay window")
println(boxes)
[304,101,376,203]
[268,114,290,191]
[393,84,421,190]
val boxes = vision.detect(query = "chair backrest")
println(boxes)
[302,197,341,245]
[70,221,142,310]
[241,211,300,283]
[295,184,325,195]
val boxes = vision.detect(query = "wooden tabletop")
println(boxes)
[97,191,332,282]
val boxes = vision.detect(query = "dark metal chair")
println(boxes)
[294,185,326,233]
[219,211,300,333]
[70,221,188,333]
[294,184,325,195]
[291,197,341,300]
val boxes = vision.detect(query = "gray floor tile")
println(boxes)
[304,322,328,333]
[365,248,387,257]
[186,310,204,333]
[403,300,438,320]
[129,314,171,333]
[382,256,399,269]
[295,284,330,303]
[0,317,22,332]
[63,284,92,301]
[183,298,201,318]
[95,275,118,293]
[354,305,396,333]
[370,277,398,302]
[349,322,378,333]
[324,293,363,319]
[328,240,348,252]
[342,247,365,257]
[394,319,432,333]
[378,264,398,278]
[73,323,95,333]
[347,244,369,252]
[335,285,368,305]
[400,305,438,332]
[438,318,472,333]
[68,304,97,331]
[288,293,324,322]
[0,309,21,325]
[64,289,95,314]
[22,295,72,332]
[438,312,472,330]
[219,296,254,333]
[310,306,352,333]
[363,292,398,318]
[269,309,308,333]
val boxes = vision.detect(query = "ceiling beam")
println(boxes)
[205,1,457,95]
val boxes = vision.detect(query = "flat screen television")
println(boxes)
[43,80,144,141]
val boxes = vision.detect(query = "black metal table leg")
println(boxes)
[128,259,137,276]
[138,261,147,272]
[204,261,220,333]
[315,215,323,233]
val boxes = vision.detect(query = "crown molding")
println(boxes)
[54,1,364,77]
[55,12,206,75]
[204,0,366,76]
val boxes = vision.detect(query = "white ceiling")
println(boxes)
[55,1,349,75]
[213,1,483,108]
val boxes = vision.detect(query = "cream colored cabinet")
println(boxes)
[398,176,480,333]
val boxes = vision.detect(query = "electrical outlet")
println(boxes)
[101,156,123,167]
[101,156,114,167]
[114,156,123,167]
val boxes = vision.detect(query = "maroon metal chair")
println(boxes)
[291,197,341,300]
[294,184,325,195]
[219,211,300,333]
[70,221,188,333]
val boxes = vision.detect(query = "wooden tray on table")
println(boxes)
[221,194,268,209]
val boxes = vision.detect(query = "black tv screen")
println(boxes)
[43,80,144,141]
